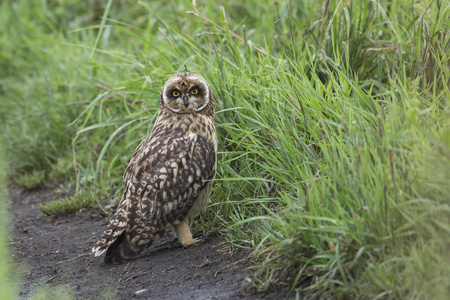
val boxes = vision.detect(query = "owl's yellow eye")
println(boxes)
[190,89,198,95]
[172,91,180,97]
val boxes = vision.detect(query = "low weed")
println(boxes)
[39,191,100,216]
[15,171,46,189]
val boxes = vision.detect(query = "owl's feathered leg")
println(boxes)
[173,217,203,247]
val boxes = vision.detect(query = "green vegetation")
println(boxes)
[39,191,100,216]
[0,141,14,300]
[15,170,46,189]
[1,0,449,298]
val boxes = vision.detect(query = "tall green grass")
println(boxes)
[1,0,449,298]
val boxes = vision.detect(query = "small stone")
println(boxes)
[134,289,148,297]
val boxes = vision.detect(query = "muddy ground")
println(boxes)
[9,185,290,299]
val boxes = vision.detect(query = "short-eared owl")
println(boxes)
[92,73,217,263]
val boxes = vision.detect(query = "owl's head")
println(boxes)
[160,73,213,115]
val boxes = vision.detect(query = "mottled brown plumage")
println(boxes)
[92,73,217,263]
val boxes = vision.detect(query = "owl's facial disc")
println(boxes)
[162,74,210,114]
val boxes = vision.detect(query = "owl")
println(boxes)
[92,73,217,263]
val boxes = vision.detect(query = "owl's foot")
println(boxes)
[173,221,209,248]
[193,230,210,243]
[171,234,208,248]
[172,238,199,249]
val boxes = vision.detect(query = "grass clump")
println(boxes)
[1,0,449,298]
[39,192,99,216]
[15,171,46,189]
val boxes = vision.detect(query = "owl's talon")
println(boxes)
[172,237,207,248]
[193,235,210,244]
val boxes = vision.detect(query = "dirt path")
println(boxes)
[9,185,289,299]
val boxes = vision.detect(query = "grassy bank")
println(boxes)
[1,0,449,298]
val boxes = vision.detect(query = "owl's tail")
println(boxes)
[92,198,131,262]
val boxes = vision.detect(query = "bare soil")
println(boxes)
[9,185,290,299]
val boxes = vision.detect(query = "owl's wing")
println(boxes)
[92,133,216,257]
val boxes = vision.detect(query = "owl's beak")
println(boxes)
[183,95,189,108]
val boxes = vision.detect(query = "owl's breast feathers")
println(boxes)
[92,112,217,258]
